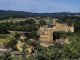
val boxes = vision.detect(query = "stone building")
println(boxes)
[38,18,74,42]
[17,40,34,53]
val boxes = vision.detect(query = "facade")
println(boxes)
[39,18,54,41]
[20,35,27,40]
[10,51,21,57]
[17,41,34,53]
[0,45,11,52]
[39,18,74,42]
[56,39,70,44]
[40,41,55,47]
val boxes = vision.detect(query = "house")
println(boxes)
[40,41,55,47]
[20,35,27,40]
[56,39,65,44]
[17,40,34,53]
[10,51,21,57]
[64,39,70,44]
[0,45,11,52]
[56,39,70,44]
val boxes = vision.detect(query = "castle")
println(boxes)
[38,18,74,42]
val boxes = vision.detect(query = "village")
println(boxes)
[0,18,74,59]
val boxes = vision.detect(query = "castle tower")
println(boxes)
[53,17,56,23]
[71,23,74,32]
[71,23,74,27]
[69,23,74,32]
[48,18,52,28]
[39,18,53,41]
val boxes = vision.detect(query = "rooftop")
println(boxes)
[41,34,48,35]
[62,23,68,26]
[42,25,48,28]
[10,51,21,55]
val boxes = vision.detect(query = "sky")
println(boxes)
[0,0,80,13]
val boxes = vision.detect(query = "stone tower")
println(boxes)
[70,23,74,32]
[68,23,74,32]
[53,17,56,23]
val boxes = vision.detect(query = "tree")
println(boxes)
[1,52,12,60]
[54,43,63,48]
[7,39,17,50]
[14,33,20,39]
[53,32,60,40]
[38,19,47,25]
[21,43,27,60]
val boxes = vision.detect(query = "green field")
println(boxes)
[0,18,50,24]
[0,33,15,46]
[1,33,15,37]
[0,38,10,46]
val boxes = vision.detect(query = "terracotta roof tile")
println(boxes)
[26,44,34,48]
[56,39,63,41]
[71,23,74,27]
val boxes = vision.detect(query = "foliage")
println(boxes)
[53,32,60,40]
[26,40,37,47]
[54,43,63,48]
[27,41,80,60]
[38,19,47,25]
[14,33,20,39]
[1,52,12,60]
[21,43,27,60]
[0,24,10,34]
[7,39,17,50]
[24,31,39,40]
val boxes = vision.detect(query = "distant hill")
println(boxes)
[0,10,80,18]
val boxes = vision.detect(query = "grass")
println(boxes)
[0,33,15,46]
[0,17,50,24]
[1,33,15,37]
[0,38,10,46]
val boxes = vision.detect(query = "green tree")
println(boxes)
[14,33,20,39]
[38,19,47,25]
[1,52,12,60]
[21,43,27,60]
[53,32,60,40]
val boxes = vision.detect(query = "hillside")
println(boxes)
[0,10,80,18]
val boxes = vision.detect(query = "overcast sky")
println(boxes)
[0,0,80,13]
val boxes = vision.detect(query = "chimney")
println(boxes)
[9,45,10,48]
[0,45,1,47]
[4,45,5,48]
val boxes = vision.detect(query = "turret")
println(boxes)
[48,18,52,28]
[53,17,56,23]
[70,23,74,32]
[71,23,74,27]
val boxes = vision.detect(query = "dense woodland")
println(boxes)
[1,10,80,18]
[0,16,80,60]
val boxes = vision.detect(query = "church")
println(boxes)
[38,18,74,42]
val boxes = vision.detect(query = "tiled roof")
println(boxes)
[56,39,65,43]
[10,51,21,55]
[56,39,63,41]
[62,23,68,26]
[41,34,48,35]
[47,41,53,44]
[26,44,34,48]
[42,25,48,28]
